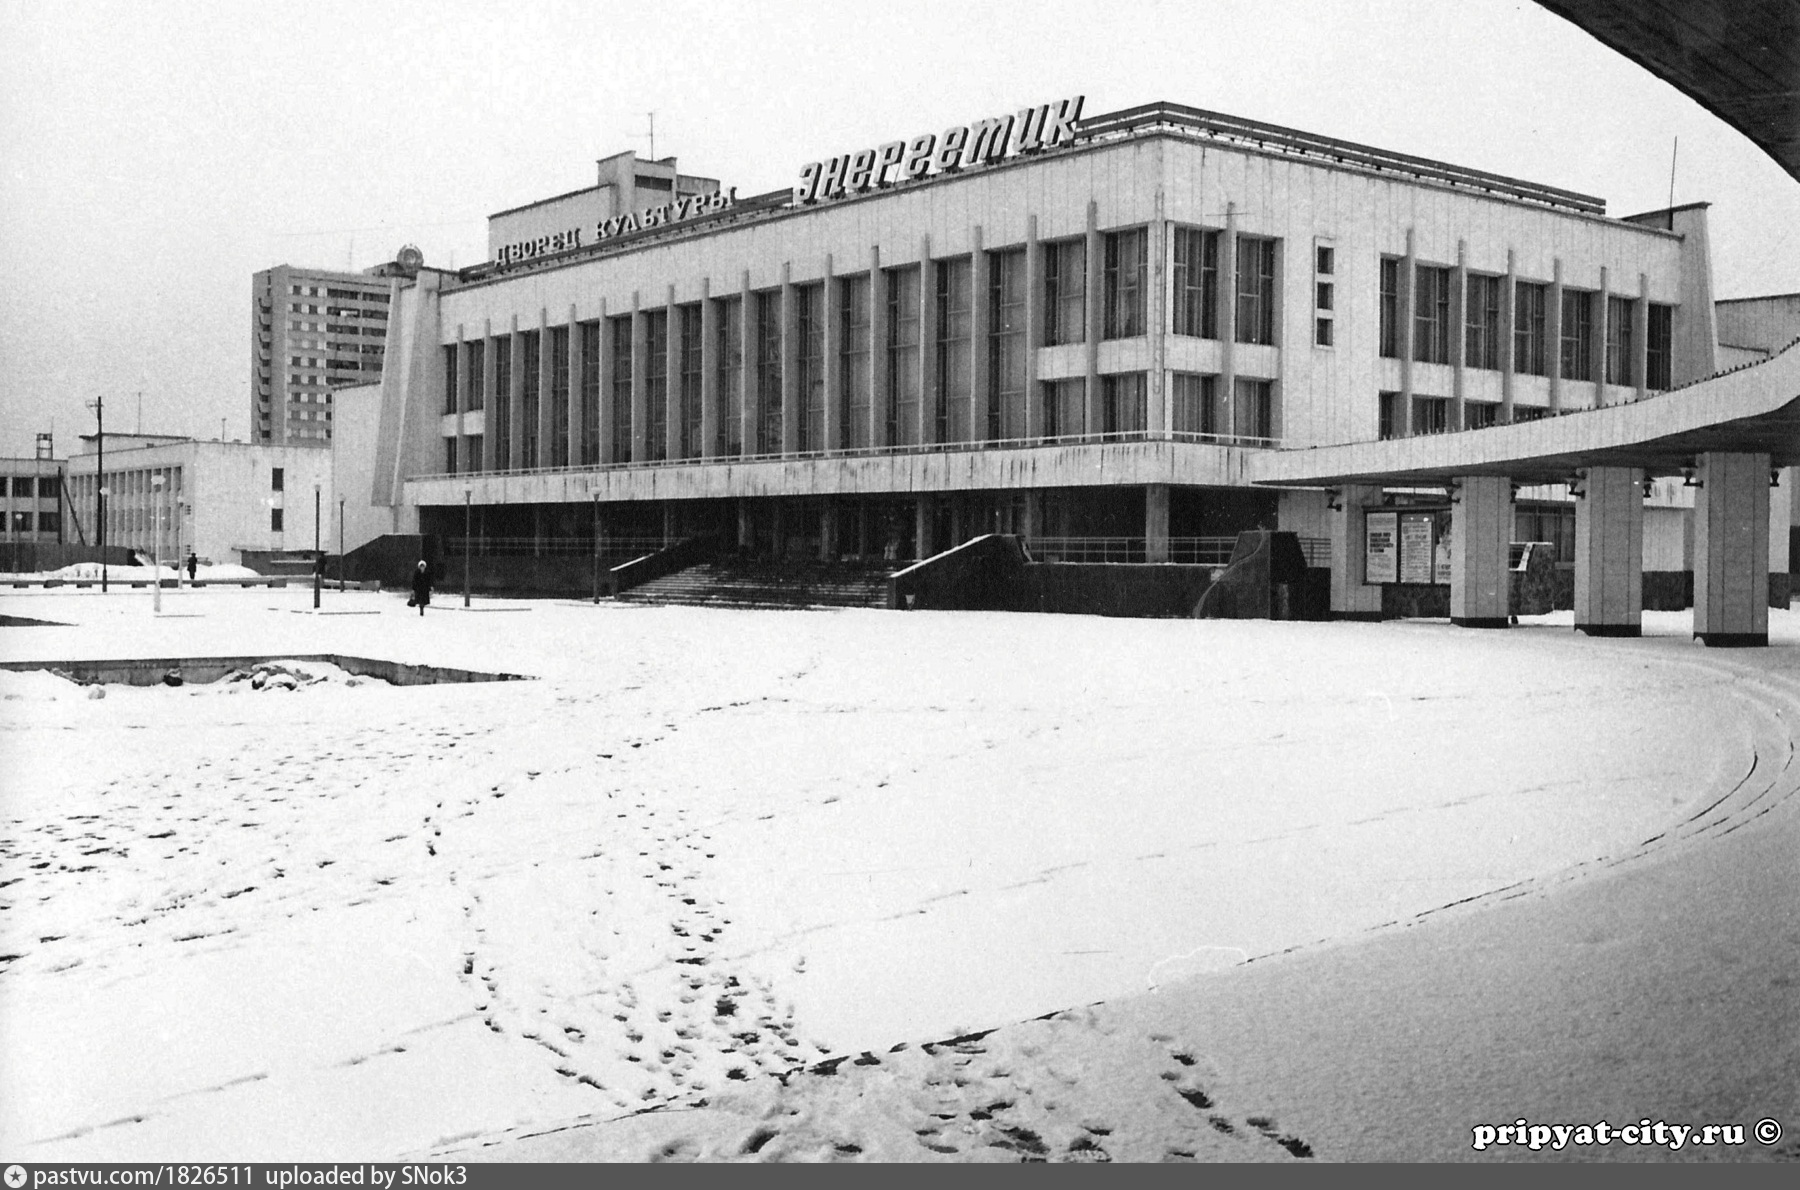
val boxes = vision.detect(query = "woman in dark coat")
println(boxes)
[410,560,432,614]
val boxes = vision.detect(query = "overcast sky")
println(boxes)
[3,0,1796,458]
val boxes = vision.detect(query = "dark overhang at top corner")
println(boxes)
[1533,0,1800,184]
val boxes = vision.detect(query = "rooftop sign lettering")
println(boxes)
[495,188,739,268]
[795,96,1085,205]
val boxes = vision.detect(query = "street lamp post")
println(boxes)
[462,484,472,608]
[313,483,321,610]
[591,491,601,603]
[150,473,164,613]
[338,497,345,592]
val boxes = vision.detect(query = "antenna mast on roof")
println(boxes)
[1667,136,1678,210]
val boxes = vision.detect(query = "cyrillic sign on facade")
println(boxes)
[495,188,739,268]
[794,96,1085,205]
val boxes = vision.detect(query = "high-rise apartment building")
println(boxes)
[252,254,421,445]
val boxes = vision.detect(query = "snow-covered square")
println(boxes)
[3,586,1796,1161]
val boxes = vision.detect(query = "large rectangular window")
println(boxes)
[886,267,921,446]
[1234,378,1275,441]
[519,330,540,469]
[1379,257,1401,359]
[1171,372,1221,436]
[1103,228,1147,339]
[1646,302,1673,390]
[1101,372,1146,434]
[445,436,459,475]
[1514,282,1548,376]
[442,345,459,414]
[608,316,632,464]
[936,257,972,441]
[988,248,1026,440]
[840,276,872,448]
[1465,274,1501,370]
[1606,295,1635,386]
[715,297,743,456]
[1042,378,1084,437]
[796,284,825,451]
[578,321,600,464]
[1413,265,1452,364]
[492,335,512,465]
[1235,236,1277,346]
[644,310,669,461]
[465,339,484,412]
[755,291,782,454]
[550,324,570,465]
[1560,289,1594,381]
[1412,395,1450,435]
[1044,239,1087,345]
[678,305,703,457]
[1172,228,1220,339]
[1379,391,1401,439]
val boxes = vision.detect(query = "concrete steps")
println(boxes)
[615,560,894,610]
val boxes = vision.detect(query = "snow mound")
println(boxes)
[0,668,86,701]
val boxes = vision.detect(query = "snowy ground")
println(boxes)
[1,586,1795,1162]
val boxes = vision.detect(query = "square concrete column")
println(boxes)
[665,286,683,463]
[630,296,649,462]
[1449,474,1512,627]
[700,282,719,458]
[738,273,755,457]
[507,318,525,470]
[917,235,936,446]
[1023,216,1043,438]
[1084,203,1103,435]
[480,321,498,472]
[737,501,753,552]
[1145,483,1170,563]
[819,503,837,560]
[566,304,583,467]
[536,308,554,468]
[970,226,991,442]
[1329,485,1385,619]
[1694,450,1771,646]
[595,299,615,464]
[1573,466,1644,636]
[915,497,934,559]
[780,265,800,455]
[822,255,841,451]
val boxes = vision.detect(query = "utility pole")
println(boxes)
[313,483,322,609]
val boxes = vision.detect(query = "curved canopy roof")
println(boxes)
[1534,1,1800,183]
[1251,340,1800,490]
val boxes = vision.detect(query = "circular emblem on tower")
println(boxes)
[395,244,424,274]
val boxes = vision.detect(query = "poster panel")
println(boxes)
[1365,511,1398,584]
[1399,513,1434,584]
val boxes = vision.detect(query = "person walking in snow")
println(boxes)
[185,550,198,583]
[409,560,432,615]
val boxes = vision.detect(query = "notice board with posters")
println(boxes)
[1365,511,1398,583]
[1398,513,1435,584]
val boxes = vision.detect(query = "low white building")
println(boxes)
[63,434,334,567]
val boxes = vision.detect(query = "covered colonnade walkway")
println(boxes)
[1252,341,1800,646]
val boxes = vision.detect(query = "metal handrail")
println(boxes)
[442,535,669,557]
[412,428,1282,484]
[1025,535,1331,567]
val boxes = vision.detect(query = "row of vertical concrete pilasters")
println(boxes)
[1573,466,1643,636]
[1449,476,1513,627]
[1694,451,1771,646]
